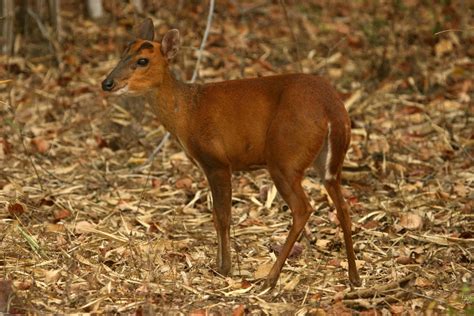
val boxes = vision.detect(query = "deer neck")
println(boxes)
[146,71,198,137]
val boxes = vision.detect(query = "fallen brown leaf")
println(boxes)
[44,269,62,284]
[175,177,193,190]
[396,256,414,265]
[415,277,433,288]
[189,309,207,316]
[31,137,50,154]
[13,279,32,291]
[399,213,423,230]
[45,223,65,233]
[270,241,304,258]
[232,304,245,316]
[254,262,273,279]
[435,39,453,57]
[7,202,26,216]
[328,258,341,267]
[54,209,72,221]
[390,304,405,315]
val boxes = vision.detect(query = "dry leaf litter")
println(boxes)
[0,1,473,314]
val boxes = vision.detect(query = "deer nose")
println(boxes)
[102,78,115,91]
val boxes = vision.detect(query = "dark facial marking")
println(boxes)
[121,41,153,64]
[137,41,154,53]
[122,40,136,57]
[114,41,153,75]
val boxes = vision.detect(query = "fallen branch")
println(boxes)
[141,128,171,168]
[343,272,417,300]
[343,291,413,308]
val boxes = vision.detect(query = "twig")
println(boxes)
[191,0,216,82]
[238,0,269,15]
[343,272,417,300]
[434,27,474,36]
[322,37,346,74]
[139,129,171,168]
[134,134,169,214]
[279,0,302,72]
[343,291,412,308]
[233,224,242,277]
[400,288,463,312]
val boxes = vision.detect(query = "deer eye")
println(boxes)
[136,58,149,66]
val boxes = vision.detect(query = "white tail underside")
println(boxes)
[325,122,334,181]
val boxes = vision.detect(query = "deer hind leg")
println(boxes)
[323,176,361,286]
[265,165,313,288]
[315,123,361,286]
[263,107,326,288]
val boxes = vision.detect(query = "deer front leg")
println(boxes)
[204,167,232,276]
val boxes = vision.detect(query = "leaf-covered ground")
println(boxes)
[0,1,473,314]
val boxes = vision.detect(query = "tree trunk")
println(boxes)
[86,0,103,19]
[48,0,61,43]
[1,0,15,55]
[131,0,144,14]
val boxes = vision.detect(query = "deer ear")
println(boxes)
[161,29,180,60]
[136,18,155,41]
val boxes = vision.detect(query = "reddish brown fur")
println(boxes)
[102,19,361,288]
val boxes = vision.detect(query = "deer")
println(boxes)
[102,18,361,289]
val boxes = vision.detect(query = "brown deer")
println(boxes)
[102,18,361,288]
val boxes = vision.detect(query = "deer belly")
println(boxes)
[226,140,266,171]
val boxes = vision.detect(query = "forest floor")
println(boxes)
[0,1,473,315]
